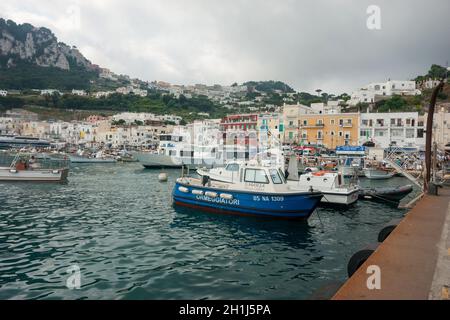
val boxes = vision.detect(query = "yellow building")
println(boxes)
[298,113,360,148]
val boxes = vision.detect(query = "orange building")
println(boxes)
[298,113,360,148]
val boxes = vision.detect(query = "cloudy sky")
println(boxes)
[1,0,449,94]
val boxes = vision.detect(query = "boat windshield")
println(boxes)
[225,163,240,172]
[269,169,283,184]
[278,168,287,184]
[244,169,269,184]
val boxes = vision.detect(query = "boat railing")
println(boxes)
[0,152,70,170]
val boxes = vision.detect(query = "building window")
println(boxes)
[360,130,371,137]
[338,131,343,137]
[317,131,323,139]
[405,129,415,138]
[330,119,335,125]
[417,129,424,138]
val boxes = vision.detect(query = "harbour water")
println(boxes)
[0,163,417,300]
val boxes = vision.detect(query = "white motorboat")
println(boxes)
[287,171,360,206]
[0,154,69,182]
[363,168,395,180]
[197,161,359,206]
[68,150,116,164]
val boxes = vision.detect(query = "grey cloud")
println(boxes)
[1,0,449,94]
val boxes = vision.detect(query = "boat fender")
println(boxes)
[347,243,380,278]
[9,169,17,174]
[220,193,233,200]
[52,170,60,174]
[178,186,189,193]
[377,218,403,243]
[205,191,218,198]
[192,190,204,196]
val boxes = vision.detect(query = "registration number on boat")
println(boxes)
[253,196,284,202]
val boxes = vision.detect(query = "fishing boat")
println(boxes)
[68,150,116,164]
[363,168,395,180]
[359,185,414,202]
[174,162,323,220]
[0,154,69,182]
[288,171,360,206]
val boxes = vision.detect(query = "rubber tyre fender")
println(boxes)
[347,243,380,278]
[377,218,403,243]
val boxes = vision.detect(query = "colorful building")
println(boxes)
[298,113,360,148]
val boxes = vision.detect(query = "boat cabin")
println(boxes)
[299,171,346,191]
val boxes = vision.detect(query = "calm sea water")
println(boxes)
[0,163,417,300]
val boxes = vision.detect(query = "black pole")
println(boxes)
[424,80,445,193]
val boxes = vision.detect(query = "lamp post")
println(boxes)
[424,79,446,193]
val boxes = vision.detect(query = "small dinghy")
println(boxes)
[359,185,414,202]
[363,168,395,180]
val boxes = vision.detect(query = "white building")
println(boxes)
[115,86,147,97]
[72,89,87,96]
[349,80,421,106]
[425,105,450,149]
[0,117,15,135]
[116,86,133,95]
[359,112,425,149]
[133,89,148,97]
[112,112,159,124]
[310,101,342,114]
[0,90,7,97]
[94,91,114,99]
[159,114,182,125]
[41,89,62,96]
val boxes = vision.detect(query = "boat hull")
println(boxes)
[363,169,395,180]
[360,185,414,202]
[134,152,217,169]
[68,155,116,163]
[0,167,69,182]
[320,189,360,206]
[173,182,323,220]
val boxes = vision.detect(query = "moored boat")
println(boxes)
[174,163,323,220]
[359,185,414,202]
[288,171,360,206]
[0,154,69,182]
[363,168,395,180]
[68,150,116,164]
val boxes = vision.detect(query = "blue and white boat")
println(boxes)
[173,162,323,220]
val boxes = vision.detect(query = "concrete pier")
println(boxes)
[333,188,450,300]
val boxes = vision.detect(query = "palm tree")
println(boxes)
[315,89,322,97]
